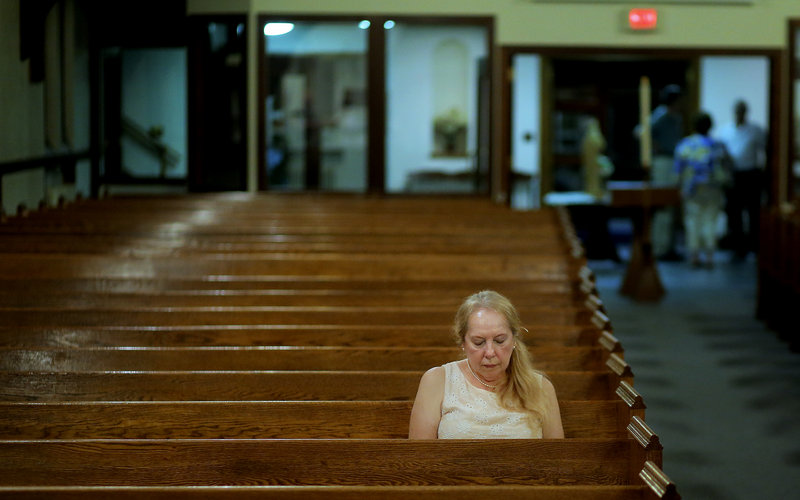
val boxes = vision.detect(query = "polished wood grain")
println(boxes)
[0,277,585,294]
[0,306,602,328]
[0,439,643,486]
[0,400,637,440]
[0,345,608,372]
[0,325,616,349]
[0,289,591,308]
[0,370,620,402]
[0,484,667,500]
[0,253,575,280]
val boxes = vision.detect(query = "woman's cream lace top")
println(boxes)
[437,360,542,439]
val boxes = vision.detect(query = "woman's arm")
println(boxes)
[541,377,565,439]
[408,366,445,439]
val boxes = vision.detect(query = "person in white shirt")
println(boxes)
[718,100,767,260]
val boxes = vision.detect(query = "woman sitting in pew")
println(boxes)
[409,290,564,439]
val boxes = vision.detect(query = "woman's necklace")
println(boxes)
[465,360,498,391]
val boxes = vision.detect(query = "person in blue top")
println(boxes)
[673,112,731,268]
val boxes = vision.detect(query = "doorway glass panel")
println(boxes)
[264,21,367,191]
[385,22,489,193]
[121,48,188,181]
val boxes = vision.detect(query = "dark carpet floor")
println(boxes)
[590,252,800,500]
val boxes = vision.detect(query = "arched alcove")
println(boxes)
[432,39,468,156]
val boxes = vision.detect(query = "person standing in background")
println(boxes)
[674,112,729,268]
[649,84,685,261]
[718,100,767,261]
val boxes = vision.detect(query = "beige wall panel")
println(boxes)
[0,1,46,162]
[187,0,800,48]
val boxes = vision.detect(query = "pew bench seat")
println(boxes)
[0,345,612,372]
[0,326,620,350]
[0,306,608,329]
[0,437,659,487]
[0,370,628,402]
[0,399,643,440]
[0,482,679,500]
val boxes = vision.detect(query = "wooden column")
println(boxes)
[609,181,680,301]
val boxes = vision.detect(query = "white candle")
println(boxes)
[640,76,652,169]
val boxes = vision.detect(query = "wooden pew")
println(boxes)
[0,326,622,351]
[0,232,573,254]
[0,482,681,500]
[0,198,562,216]
[0,289,595,308]
[757,204,800,347]
[0,254,579,281]
[0,429,661,487]
[0,306,609,329]
[0,194,679,498]
[0,345,615,372]
[0,398,643,440]
[0,276,590,296]
[0,210,568,234]
[0,208,567,236]
[0,369,629,402]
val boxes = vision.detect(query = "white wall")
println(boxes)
[511,54,540,176]
[700,56,769,138]
[510,54,541,209]
[121,48,188,178]
[385,23,487,191]
[234,0,800,48]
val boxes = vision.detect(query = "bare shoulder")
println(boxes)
[408,365,446,439]
[422,365,445,382]
[530,370,551,390]
[539,373,564,439]
[540,375,557,396]
[417,365,446,393]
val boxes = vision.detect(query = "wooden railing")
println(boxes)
[0,150,91,212]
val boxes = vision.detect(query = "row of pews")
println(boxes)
[0,193,680,499]
[758,202,800,349]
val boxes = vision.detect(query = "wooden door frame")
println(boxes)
[789,19,800,202]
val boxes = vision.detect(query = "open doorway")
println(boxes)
[101,47,188,185]
[187,16,248,192]
[547,57,693,194]
[506,49,777,209]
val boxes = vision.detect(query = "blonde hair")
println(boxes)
[452,290,550,430]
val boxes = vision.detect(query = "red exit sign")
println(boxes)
[629,8,658,30]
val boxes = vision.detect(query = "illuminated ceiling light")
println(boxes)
[264,22,294,36]
[383,20,395,30]
[358,20,371,30]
